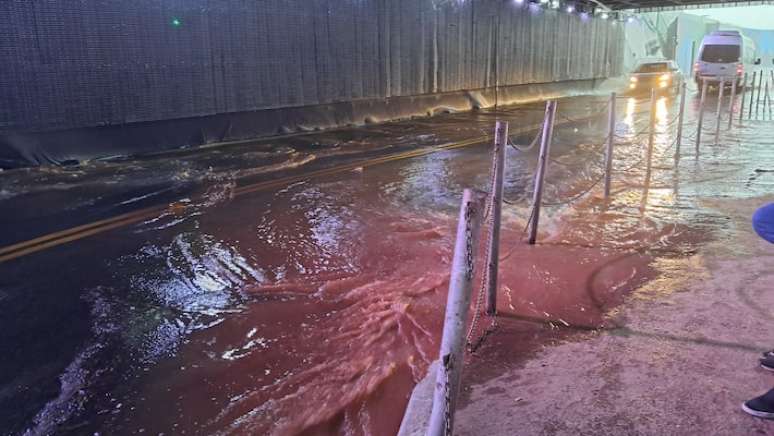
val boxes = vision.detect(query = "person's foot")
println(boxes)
[761,351,774,372]
[743,389,774,419]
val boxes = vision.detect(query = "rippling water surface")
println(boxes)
[2,87,774,435]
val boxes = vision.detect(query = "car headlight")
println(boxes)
[660,73,671,81]
[630,76,638,82]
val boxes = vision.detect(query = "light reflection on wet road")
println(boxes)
[1,89,773,435]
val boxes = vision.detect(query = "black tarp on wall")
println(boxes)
[0,0,624,165]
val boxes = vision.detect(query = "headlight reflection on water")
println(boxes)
[656,96,669,125]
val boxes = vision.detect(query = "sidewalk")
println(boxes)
[455,195,774,435]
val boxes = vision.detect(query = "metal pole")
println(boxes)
[769,74,772,120]
[528,100,557,245]
[739,72,748,123]
[715,79,725,145]
[695,79,708,155]
[769,72,774,120]
[646,88,657,179]
[427,189,486,436]
[603,92,616,199]
[728,76,737,129]
[764,78,768,121]
[675,82,687,164]
[770,71,774,121]
[749,71,757,119]
[764,77,768,121]
[486,121,507,316]
[756,69,764,116]
[763,79,771,120]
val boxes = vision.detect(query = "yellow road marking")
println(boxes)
[0,137,489,263]
[0,206,167,256]
[0,115,592,263]
[0,211,163,263]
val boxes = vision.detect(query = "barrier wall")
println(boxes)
[0,0,625,166]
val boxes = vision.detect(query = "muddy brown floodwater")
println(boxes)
[3,89,771,435]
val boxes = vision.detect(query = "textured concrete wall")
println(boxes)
[1,0,625,133]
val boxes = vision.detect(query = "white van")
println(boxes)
[694,30,752,88]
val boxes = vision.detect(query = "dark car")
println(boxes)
[627,60,684,96]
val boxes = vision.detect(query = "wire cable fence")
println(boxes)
[507,128,542,152]
[556,103,610,124]
[406,86,730,434]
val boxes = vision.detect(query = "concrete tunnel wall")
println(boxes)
[0,0,625,167]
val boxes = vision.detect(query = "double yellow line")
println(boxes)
[0,207,168,263]
[0,113,593,264]
[0,135,490,264]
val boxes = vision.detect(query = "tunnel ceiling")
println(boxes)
[603,0,773,11]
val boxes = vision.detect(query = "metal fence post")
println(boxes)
[696,79,708,156]
[770,73,774,121]
[714,79,725,145]
[603,92,616,199]
[749,71,757,119]
[646,88,657,179]
[756,70,764,116]
[764,77,768,121]
[739,72,748,123]
[763,78,771,120]
[675,82,687,164]
[426,189,486,436]
[528,100,557,245]
[770,71,774,120]
[764,77,768,120]
[486,121,507,316]
[727,77,737,129]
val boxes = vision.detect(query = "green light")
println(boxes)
[171,18,182,28]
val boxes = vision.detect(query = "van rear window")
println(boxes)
[701,45,741,63]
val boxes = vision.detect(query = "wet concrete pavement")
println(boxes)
[2,83,773,435]
[452,81,774,434]
[454,195,774,436]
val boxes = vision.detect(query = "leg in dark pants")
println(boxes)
[743,203,774,419]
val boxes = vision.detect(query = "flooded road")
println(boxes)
[2,87,773,435]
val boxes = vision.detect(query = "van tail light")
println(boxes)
[694,62,699,73]
[737,63,744,75]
